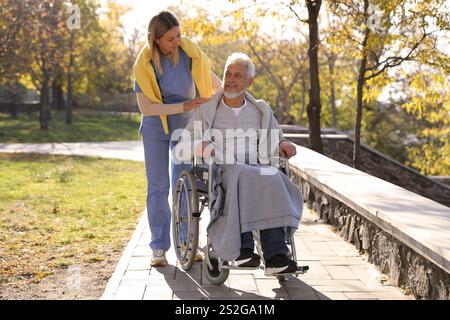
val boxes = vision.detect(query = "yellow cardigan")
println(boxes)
[133,37,213,134]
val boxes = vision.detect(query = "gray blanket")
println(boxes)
[208,163,303,261]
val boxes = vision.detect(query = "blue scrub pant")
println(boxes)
[141,115,191,251]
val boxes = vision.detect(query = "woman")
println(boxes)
[133,11,221,266]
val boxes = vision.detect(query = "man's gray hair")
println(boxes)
[224,52,255,78]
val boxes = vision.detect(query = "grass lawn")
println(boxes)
[0,153,146,285]
[0,111,142,143]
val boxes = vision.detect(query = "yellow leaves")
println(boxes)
[364,71,391,103]
[403,71,450,123]
[406,139,450,176]
[18,74,36,90]
[402,67,450,175]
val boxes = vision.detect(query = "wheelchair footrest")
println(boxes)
[296,265,309,274]
[219,261,262,270]
[299,265,309,272]
[220,265,262,271]
[265,265,309,277]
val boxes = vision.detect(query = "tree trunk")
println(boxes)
[306,0,324,153]
[40,79,50,130]
[354,60,366,169]
[328,57,337,129]
[353,0,370,169]
[66,34,74,125]
[299,73,306,125]
[52,79,65,110]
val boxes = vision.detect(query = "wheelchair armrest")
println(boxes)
[279,156,290,178]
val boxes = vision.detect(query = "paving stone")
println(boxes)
[122,270,151,281]
[304,242,337,256]
[226,290,261,298]
[327,241,360,257]
[313,285,372,293]
[296,261,329,274]
[319,257,371,266]
[255,279,289,299]
[172,290,207,300]
[127,257,151,271]
[113,284,146,300]
[165,279,203,291]
[199,285,237,298]
[316,291,348,300]
[344,291,406,300]
[149,265,177,280]
[227,274,258,292]
[175,264,202,283]
[143,285,173,300]
[132,245,151,257]
[324,265,359,280]
[296,273,332,280]
[286,287,320,300]
[347,265,385,289]
[301,279,376,293]
[138,232,150,245]
[120,279,177,287]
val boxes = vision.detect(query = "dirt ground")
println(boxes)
[0,251,122,300]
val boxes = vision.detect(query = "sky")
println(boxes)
[106,0,305,42]
[112,0,235,38]
[112,0,450,50]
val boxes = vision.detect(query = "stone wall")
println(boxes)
[429,176,450,187]
[289,166,450,300]
[287,135,450,207]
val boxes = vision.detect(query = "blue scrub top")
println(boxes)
[134,48,196,140]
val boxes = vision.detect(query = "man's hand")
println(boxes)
[196,141,215,162]
[279,140,297,159]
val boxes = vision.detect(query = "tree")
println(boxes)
[26,1,67,130]
[304,0,324,153]
[403,68,450,175]
[328,0,450,168]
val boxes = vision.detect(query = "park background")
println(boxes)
[0,0,449,299]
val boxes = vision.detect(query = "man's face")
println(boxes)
[223,63,253,98]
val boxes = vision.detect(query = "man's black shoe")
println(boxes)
[235,249,261,267]
[264,254,297,276]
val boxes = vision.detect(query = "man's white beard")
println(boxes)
[223,88,246,99]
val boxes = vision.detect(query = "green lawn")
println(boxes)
[0,111,142,143]
[0,153,147,284]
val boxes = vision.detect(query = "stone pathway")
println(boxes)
[101,207,413,300]
[0,141,144,161]
[0,142,414,300]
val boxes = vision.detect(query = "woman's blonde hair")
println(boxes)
[147,11,180,75]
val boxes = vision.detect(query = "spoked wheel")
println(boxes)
[172,170,200,271]
[202,250,229,285]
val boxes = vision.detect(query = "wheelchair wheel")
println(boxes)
[172,170,200,271]
[202,251,229,285]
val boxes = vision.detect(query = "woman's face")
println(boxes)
[156,26,181,56]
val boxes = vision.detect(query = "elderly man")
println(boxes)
[174,53,303,275]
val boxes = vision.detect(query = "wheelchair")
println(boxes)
[171,156,309,285]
